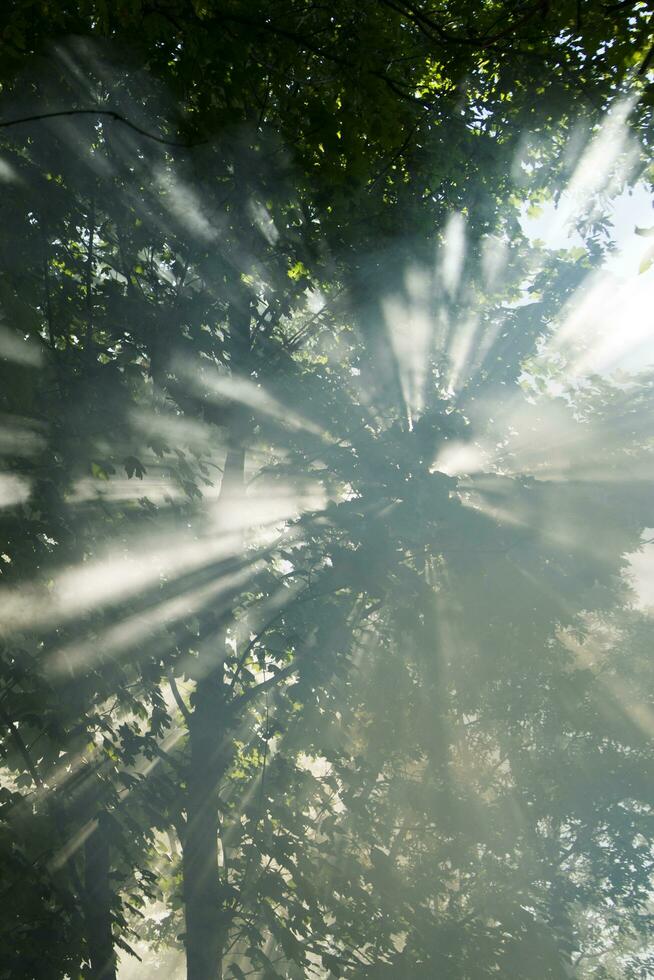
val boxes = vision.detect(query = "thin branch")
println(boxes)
[232,662,298,709]
[285,285,347,351]
[229,603,300,692]
[41,234,55,349]
[382,0,547,48]
[388,814,411,862]
[637,39,654,76]
[167,671,192,725]
[0,701,44,788]
[367,122,419,192]
[0,109,206,148]
[84,199,95,356]
[258,672,270,816]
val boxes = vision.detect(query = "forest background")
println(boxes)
[0,2,653,978]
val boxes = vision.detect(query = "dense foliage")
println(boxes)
[0,2,653,978]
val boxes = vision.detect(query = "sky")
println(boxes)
[522,183,654,612]
[522,181,654,376]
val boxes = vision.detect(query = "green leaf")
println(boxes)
[124,455,147,479]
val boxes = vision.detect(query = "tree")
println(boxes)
[0,2,653,978]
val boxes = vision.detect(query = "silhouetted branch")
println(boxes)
[168,671,192,725]
[233,662,298,709]
[0,701,44,788]
[0,109,206,148]
[638,40,654,76]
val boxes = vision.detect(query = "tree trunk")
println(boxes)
[84,821,117,980]
[183,669,226,980]
[182,285,250,980]
[183,447,245,980]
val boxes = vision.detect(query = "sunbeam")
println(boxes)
[1,13,653,980]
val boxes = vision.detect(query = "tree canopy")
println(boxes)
[0,2,653,979]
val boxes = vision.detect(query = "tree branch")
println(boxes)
[232,662,298,710]
[0,701,44,788]
[0,109,206,148]
[167,671,192,725]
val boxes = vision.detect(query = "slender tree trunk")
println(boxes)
[183,452,244,979]
[84,821,117,980]
[182,280,251,980]
[183,451,245,980]
[183,663,227,980]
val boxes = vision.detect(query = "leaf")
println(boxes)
[124,455,147,479]
[115,936,142,961]
[287,260,309,281]
[91,461,111,480]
